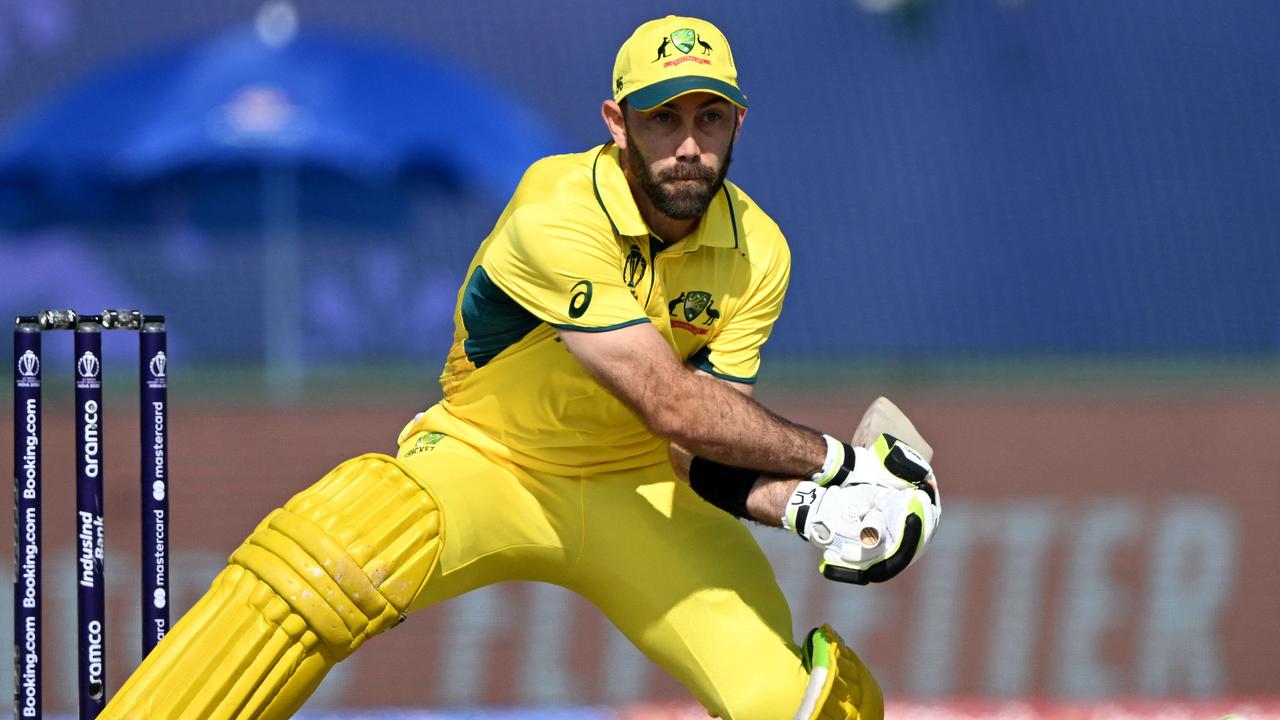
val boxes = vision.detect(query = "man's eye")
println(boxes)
[651,112,673,123]
[703,112,722,123]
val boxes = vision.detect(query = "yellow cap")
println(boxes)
[612,16,747,111]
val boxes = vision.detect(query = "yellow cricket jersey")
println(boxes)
[403,143,791,474]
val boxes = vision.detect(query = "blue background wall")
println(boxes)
[2,0,1278,365]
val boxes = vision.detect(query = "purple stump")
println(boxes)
[14,319,42,719]
[74,321,105,718]
[139,317,169,657]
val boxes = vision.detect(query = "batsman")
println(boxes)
[104,16,941,719]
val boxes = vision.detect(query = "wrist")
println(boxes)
[745,476,802,525]
[809,435,859,487]
[782,480,824,537]
[688,457,759,519]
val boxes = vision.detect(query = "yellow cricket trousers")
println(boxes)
[398,429,811,719]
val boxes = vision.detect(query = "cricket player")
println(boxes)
[102,16,940,719]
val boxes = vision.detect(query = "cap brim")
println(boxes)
[625,76,748,111]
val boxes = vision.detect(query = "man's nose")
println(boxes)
[674,132,702,161]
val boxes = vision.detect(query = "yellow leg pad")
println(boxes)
[794,625,884,720]
[101,454,443,719]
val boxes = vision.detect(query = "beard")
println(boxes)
[624,125,733,221]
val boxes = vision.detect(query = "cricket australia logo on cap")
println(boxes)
[670,28,696,54]
[653,27,714,65]
[76,350,101,389]
[148,351,168,389]
[17,349,40,387]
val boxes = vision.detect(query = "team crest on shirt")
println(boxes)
[623,245,647,289]
[668,290,719,335]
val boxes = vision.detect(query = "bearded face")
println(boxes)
[624,118,734,221]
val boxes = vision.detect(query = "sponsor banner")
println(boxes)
[12,701,1280,720]
[289,699,1280,719]
[614,700,1280,720]
[0,395,1276,713]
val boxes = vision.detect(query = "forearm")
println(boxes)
[674,441,800,528]
[670,374,803,526]
[699,396,938,528]
[653,366,825,477]
[560,323,827,478]
[562,324,826,477]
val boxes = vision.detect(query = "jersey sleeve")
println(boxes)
[483,205,650,331]
[690,240,791,384]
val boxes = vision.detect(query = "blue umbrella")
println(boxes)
[0,9,562,394]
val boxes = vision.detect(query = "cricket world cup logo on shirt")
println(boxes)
[624,245,647,289]
[17,349,39,388]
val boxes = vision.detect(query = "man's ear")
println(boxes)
[733,107,747,143]
[602,99,628,149]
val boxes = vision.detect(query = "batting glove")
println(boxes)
[783,434,941,585]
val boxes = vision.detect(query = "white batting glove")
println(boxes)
[783,434,940,585]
